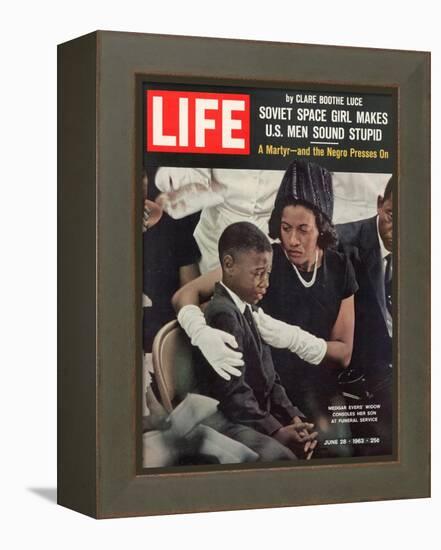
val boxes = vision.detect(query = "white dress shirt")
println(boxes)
[156,167,284,272]
[376,215,393,337]
[219,281,248,314]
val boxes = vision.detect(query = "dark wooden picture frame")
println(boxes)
[58,31,430,518]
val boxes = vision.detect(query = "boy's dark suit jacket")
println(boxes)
[196,283,304,436]
[336,216,392,384]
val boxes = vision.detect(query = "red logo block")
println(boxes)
[146,90,250,155]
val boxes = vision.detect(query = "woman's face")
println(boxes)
[280,205,320,268]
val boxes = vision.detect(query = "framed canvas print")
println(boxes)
[58,31,430,518]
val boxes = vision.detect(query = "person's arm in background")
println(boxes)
[155,168,225,220]
[155,167,212,192]
[179,264,201,287]
[323,249,358,368]
[324,295,355,368]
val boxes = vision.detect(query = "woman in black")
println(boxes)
[254,162,357,456]
[261,195,357,455]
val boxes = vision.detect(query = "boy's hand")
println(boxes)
[273,417,318,459]
[291,416,318,459]
[177,305,243,380]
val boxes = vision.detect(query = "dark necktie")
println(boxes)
[243,306,261,347]
[384,253,392,316]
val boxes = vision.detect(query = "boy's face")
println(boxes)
[223,249,273,305]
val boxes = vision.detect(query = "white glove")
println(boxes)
[177,305,244,380]
[252,308,327,365]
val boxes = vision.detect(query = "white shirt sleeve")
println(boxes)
[155,167,212,192]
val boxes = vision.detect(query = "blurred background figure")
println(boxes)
[336,177,394,455]
[142,167,201,421]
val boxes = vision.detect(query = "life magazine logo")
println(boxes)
[146,90,250,155]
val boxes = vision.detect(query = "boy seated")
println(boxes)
[194,221,323,461]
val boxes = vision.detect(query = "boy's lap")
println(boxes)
[203,411,297,462]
